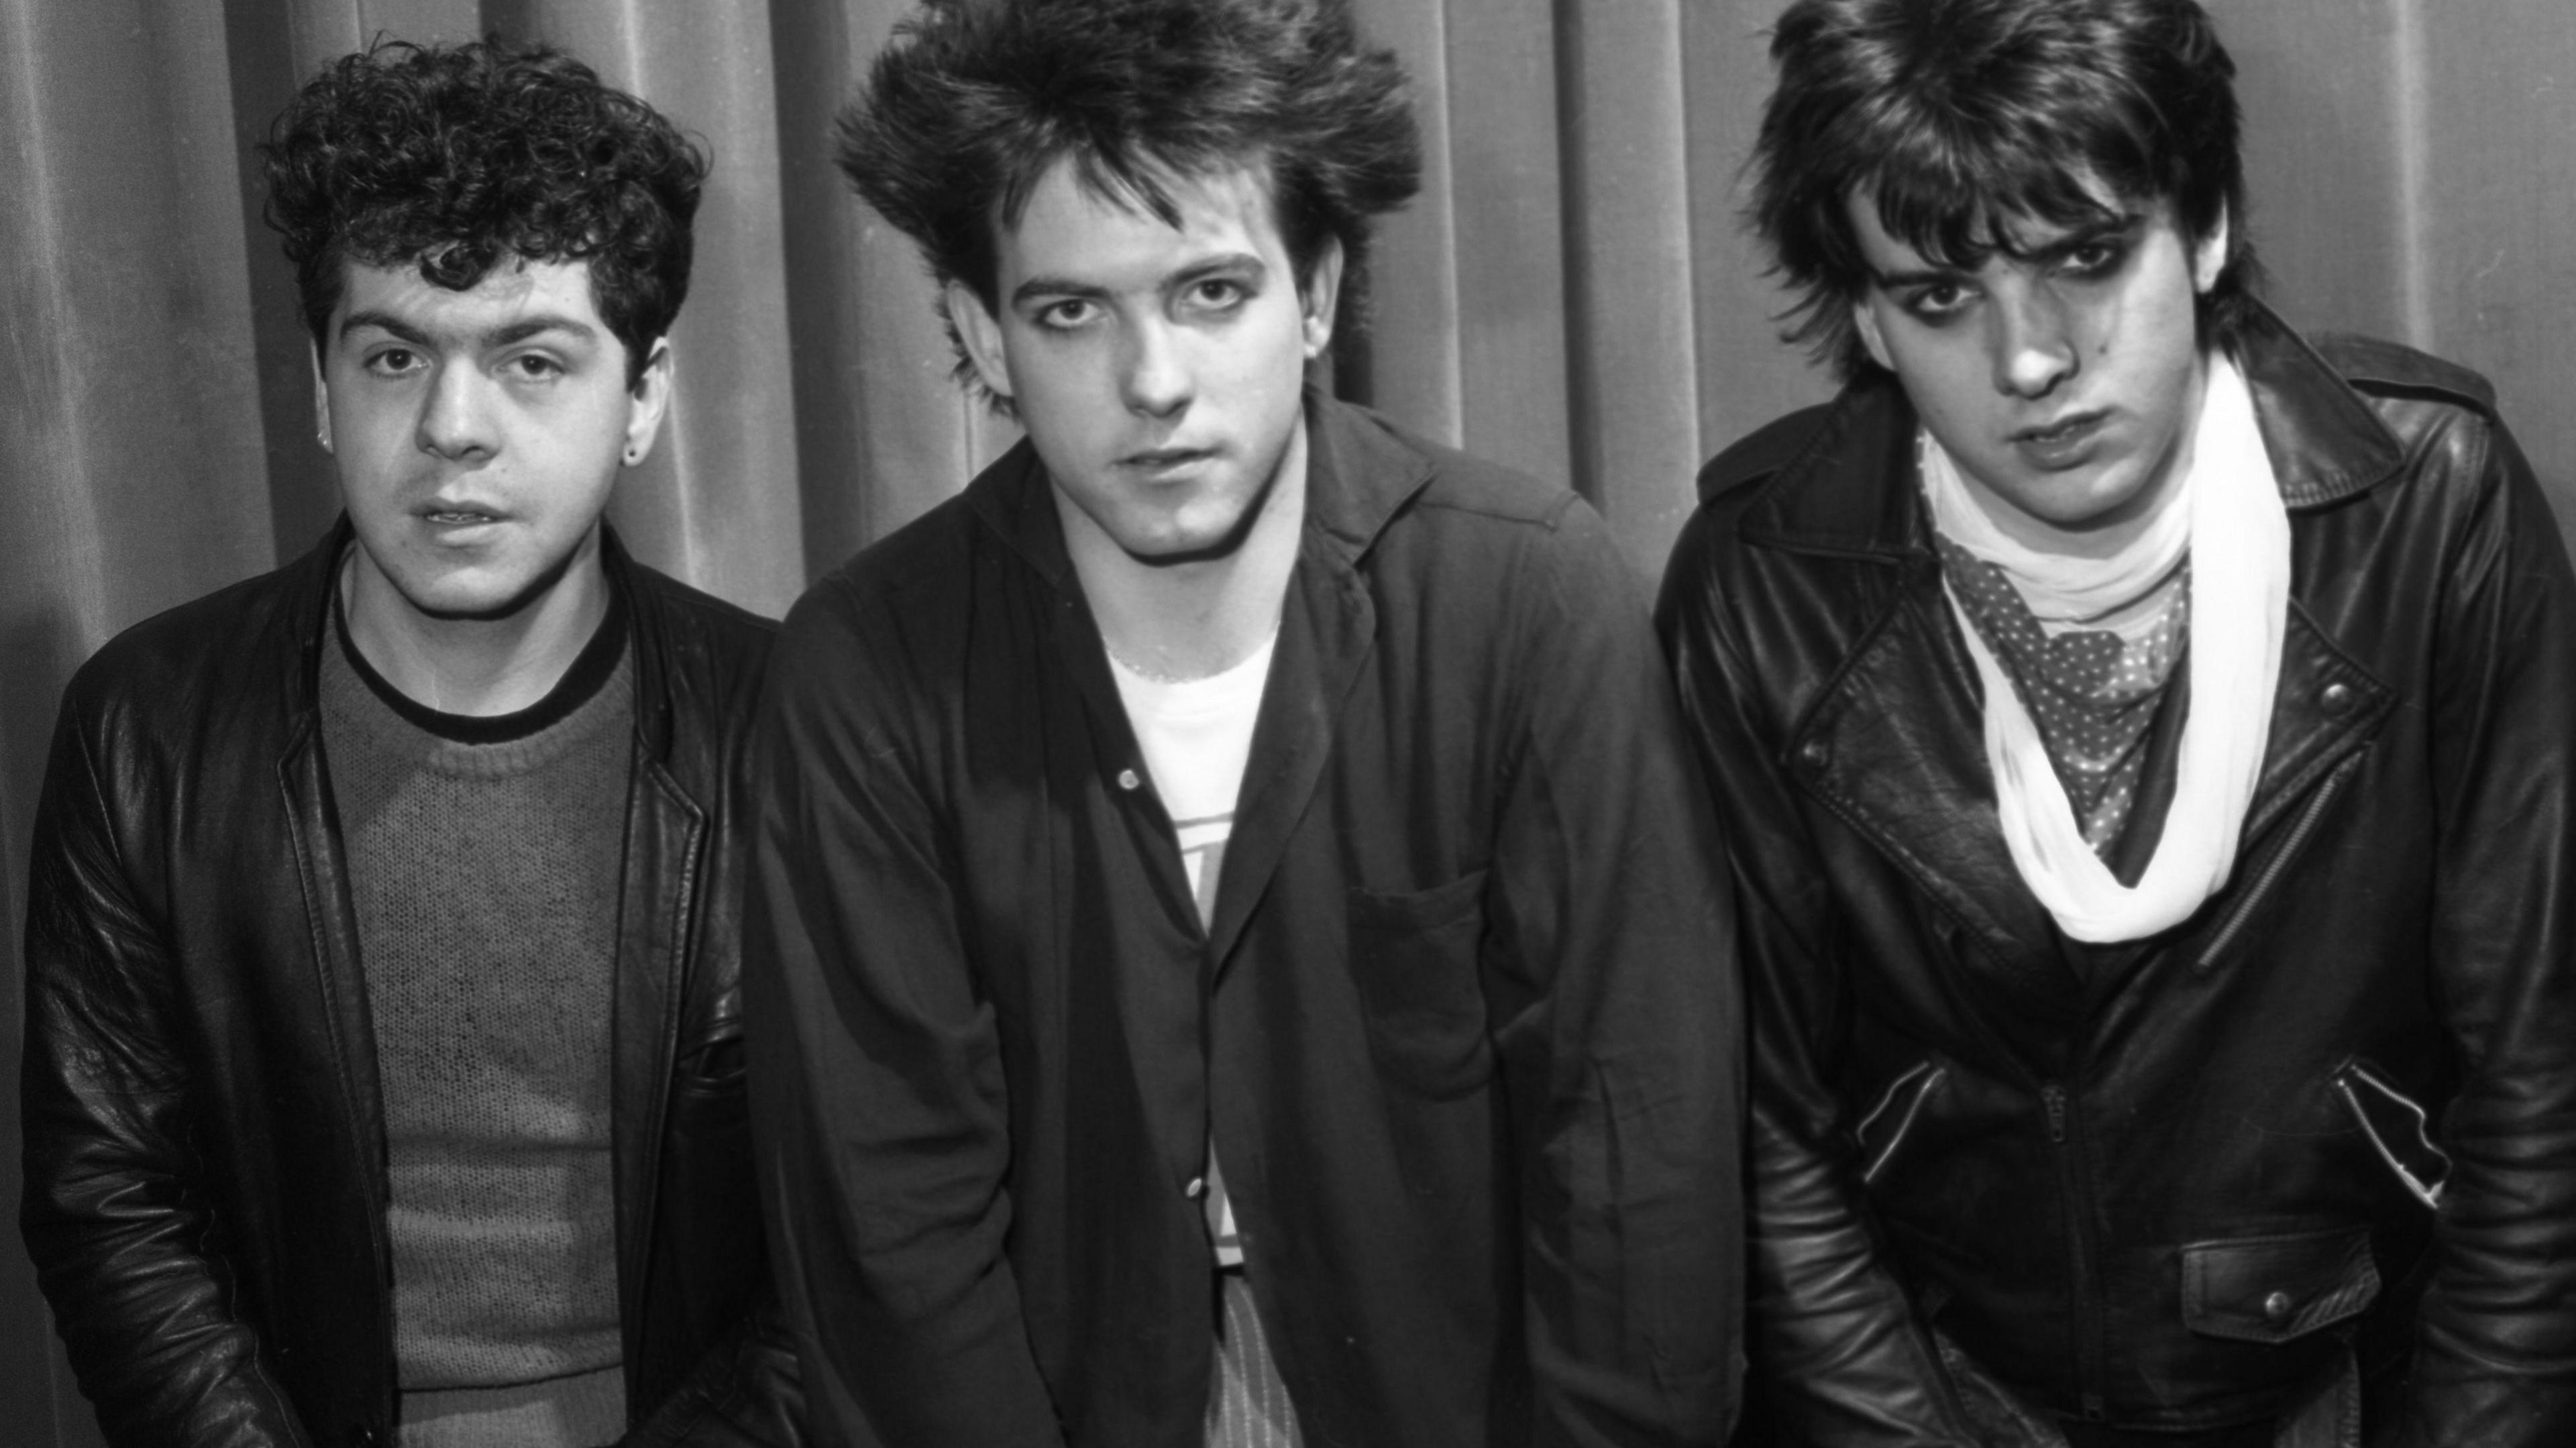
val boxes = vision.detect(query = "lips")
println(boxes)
[2009,410,2110,469]
[1118,445,1215,471]
[417,500,506,527]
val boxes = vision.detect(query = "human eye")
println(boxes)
[503,351,566,382]
[364,345,424,378]
[1183,275,1250,314]
[1032,297,1099,332]
[2057,238,2129,282]
[1898,280,1977,323]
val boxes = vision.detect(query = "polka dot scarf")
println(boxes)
[1935,538,2189,856]
[1922,351,2290,943]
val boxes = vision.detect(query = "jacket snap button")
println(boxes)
[2320,681,2355,715]
[1117,768,1142,791]
[1799,736,1830,769]
[2261,1289,2294,1323]
[1185,1176,1208,1200]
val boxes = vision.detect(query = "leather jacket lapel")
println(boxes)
[600,537,708,1350]
[2245,602,2392,843]
[276,523,394,1232]
[1790,559,2074,998]
[280,721,393,1227]
[608,753,704,1342]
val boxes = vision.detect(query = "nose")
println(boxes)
[1990,279,2078,400]
[415,361,498,461]
[1118,315,1192,419]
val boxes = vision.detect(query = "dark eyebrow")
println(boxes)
[483,316,600,348]
[2021,213,2145,268]
[1866,213,2145,292]
[1174,252,1264,281]
[337,309,432,345]
[335,310,600,348]
[1010,276,1112,310]
[1008,252,1269,310]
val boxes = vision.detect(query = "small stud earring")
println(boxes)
[623,447,639,465]
[317,429,333,454]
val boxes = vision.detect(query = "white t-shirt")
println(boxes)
[1108,630,1275,1269]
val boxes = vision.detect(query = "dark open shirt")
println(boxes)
[745,393,1744,1447]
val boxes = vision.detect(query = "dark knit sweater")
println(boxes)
[321,585,635,1448]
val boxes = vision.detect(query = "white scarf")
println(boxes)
[1923,353,2290,943]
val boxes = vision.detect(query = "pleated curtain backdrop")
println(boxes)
[5,1,2573,1439]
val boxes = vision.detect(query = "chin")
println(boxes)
[391,565,555,622]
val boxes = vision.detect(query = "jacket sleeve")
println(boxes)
[1490,504,1746,1445]
[741,589,1065,1447]
[1655,506,1982,1448]
[18,689,311,1447]
[2396,412,2576,1447]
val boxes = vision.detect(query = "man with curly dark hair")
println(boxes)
[744,0,1743,1443]
[21,38,801,1448]
[1658,1,2576,1444]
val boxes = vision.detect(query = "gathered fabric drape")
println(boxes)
[4,1,2571,1440]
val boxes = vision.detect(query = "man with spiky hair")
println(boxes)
[746,1,1742,1443]
[1659,0,2576,1444]
[21,39,800,1447]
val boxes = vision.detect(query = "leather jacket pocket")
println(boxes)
[2181,1227,2380,1345]
[2333,1059,2450,1210]
[1349,869,1493,1100]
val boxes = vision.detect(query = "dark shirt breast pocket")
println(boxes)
[1348,869,1493,1101]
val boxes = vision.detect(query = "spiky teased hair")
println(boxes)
[1753,0,2259,381]
[835,0,1421,402]
[261,38,705,390]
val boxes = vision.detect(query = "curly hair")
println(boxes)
[835,0,1421,402]
[260,38,706,390]
[1752,0,2260,382]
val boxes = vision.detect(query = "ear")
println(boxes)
[1852,295,1895,373]
[947,281,1015,403]
[310,340,333,454]
[2192,205,2231,295]
[1298,235,1346,359]
[621,338,675,467]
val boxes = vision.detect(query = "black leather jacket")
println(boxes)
[21,524,802,1448]
[1657,310,2576,1447]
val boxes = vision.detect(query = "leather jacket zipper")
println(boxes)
[2041,1081,2109,1422]
[2195,755,2360,970]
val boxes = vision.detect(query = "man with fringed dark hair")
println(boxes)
[745,0,1743,1443]
[21,38,802,1448]
[1658,0,2576,1445]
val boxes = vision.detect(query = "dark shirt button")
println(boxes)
[1116,768,1142,791]
[2320,681,2355,716]
[2262,1289,2295,1323]
[1799,736,1831,769]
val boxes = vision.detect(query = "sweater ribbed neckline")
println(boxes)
[331,557,631,750]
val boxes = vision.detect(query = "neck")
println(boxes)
[1061,414,1307,682]
[342,531,610,716]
